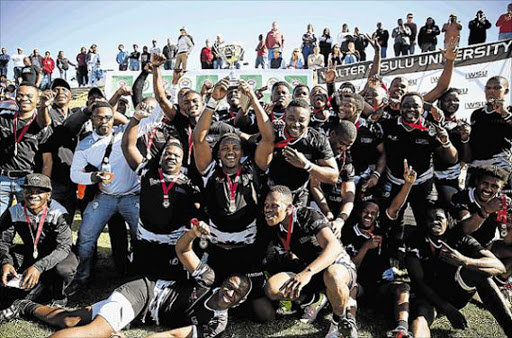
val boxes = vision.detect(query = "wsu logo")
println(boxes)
[180,78,192,88]
[246,78,257,88]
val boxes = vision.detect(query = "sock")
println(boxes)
[396,319,408,330]
[23,300,39,316]
[332,314,341,324]
[346,311,356,322]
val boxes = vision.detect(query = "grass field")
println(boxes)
[0,88,508,337]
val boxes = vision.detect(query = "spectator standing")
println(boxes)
[56,51,76,80]
[353,27,368,61]
[265,21,285,62]
[288,48,304,69]
[116,44,128,71]
[162,38,177,70]
[442,14,463,47]
[212,34,225,69]
[307,46,324,70]
[149,40,161,55]
[128,44,140,71]
[175,27,194,71]
[418,17,441,52]
[392,18,412,56]
[496,3,512,40]
[255,34,267,68]
[337,23,353,52]
[468,10,492,44]
[200,39,214,69]
[328,44,343,67]
[270,49,286,69]
[373,22,389,58]
[20,58,40,87]
[405,13,418,54]
[75,47,88,87]
[86,44,100,87]
[41,51,55,89]
[30,49,43,70]
[11,48,25,85]
[140,46,151,69]
[319,28,333,66]
[0,48,9,77]
[302,24,316,67]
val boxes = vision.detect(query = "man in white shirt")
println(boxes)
[11,48,26,85]
[175,27,194,71]
[149,40,161,55]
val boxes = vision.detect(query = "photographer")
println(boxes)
[468,10,492,45]
[442,14,462,48]
[418,17,441,52]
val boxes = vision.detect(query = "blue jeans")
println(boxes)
[0,175,25,216]
[0,66,7,77]
[380,47,387,58]
[268,48,276,62]
[128,59,140,71]
[499,32,512,40]
[214,59,223,69]
[76,193,139,283]
[409,43,416,55]
[255,56,266,69]
[302,45,314,67]
[164,60,174,70]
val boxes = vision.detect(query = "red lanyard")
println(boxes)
[275,128,297,149]
[497,195,508,224]
[403,119,429,131]
[187,126,193,166]
[23,204,48,252]
[225,166,243,203]
[280,210,294,253]
[158,168,179,206]
[229,108,236,119]
[146,127,158,159]
[14,112,36,144]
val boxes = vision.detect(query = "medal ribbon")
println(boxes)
[187,126,193,166]
[225,166,243,207]
[23,204,48,255]
[280,209,295,253]
[158,168,179,205]
[275,128,298,149]
[402,119,429,131]
[14,112,36,146]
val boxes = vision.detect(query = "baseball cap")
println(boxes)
[180,26,187,32]
[449,14,457,17]
[87,87,105,99]
[21,174,52,192]
[50,78,71,91]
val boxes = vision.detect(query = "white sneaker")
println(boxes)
[300,293,328,323]
[325,321,340,338]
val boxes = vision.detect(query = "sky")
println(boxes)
[0,0,509,77]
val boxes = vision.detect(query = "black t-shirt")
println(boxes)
[141,52,151,65]
[469,106,512,163]
[20,65,39,85]
[0,111,52,172]
[158,263,227,338]
[381,116,440,181]
[406,228,483,288]
[137,159,200,238]
[129,51,140,60]
[375,29,390,47]
[350,118,384,176]
[215,107,258,134]
[321,152,355,216]
[449,188,499,247]
[270,127,334,191]
[201,159,263,246]
[432,120,462,176]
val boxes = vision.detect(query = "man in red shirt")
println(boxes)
[265,21,285,63]
[496,3,512,40]
[200,39,214,69]
[41,51,55,90]
[255,34,267,68]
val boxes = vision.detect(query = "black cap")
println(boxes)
[50,78,71,91]
[21,174,52,192]
[87,87,105,99]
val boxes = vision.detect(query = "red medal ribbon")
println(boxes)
[187,126,193,165]
[158,168,179,203]
[229,108,236,119]
[402,119,429,131]
[280,210,295,253]
[275,128,297,149]
[225,166,243,205]
[23,204,48,253]
[14,112,36,145]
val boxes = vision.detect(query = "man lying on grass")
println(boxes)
[0,221,252,338]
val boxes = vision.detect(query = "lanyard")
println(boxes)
[13,112,36,154]
[158,168,179,207]
[225,166,243,203]
[275,128,298,149]
[280,210,295,253]
[403,119,429,131]
[23,204,48,256]
[187,126,193,166]
[229,108,236,119]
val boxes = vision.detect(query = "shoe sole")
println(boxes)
[339,318,356,338]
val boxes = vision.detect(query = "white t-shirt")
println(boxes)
[11,54,25,68]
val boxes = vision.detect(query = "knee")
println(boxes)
[265,272,294,301]
[323,265,349,289]
[392,283,411,298]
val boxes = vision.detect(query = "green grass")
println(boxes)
[0,216,508,338]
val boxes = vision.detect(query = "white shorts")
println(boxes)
[91,291,136,332]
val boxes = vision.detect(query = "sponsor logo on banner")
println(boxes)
[284,75,308,87]
[465,101,486,110]
[196,75,219,92]
[465,71,488,79]
[114,76,133,88]
[180,77,193,89]
[240,75,262,89]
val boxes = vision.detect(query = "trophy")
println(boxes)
[218,44,245,86]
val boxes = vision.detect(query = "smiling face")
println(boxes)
[264,191,292,226]
[183,92,203,118]
[389,78,408,99]
[92,107,114,136]
[218,136,243,170]
[475,175,504,204]
[215,275,250,310]
[310,87,327,109]
[485,78,509,102]
[400,94,423,123]
[285,106,310,138]
[271,85,291,109]
[359,202,379,229]
[16,85,38,113]
[364,86,386,107]
[329,131,356,156]
[23,187,51,214]
[338,96,359,123]
[426,208,448,237]
[439,91,460,117]
[53,86,71,107]
[160,144,183,175]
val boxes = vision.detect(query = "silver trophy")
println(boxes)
[218,44,245,86]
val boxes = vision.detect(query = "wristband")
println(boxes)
[441,141,452,148]
[371,171,381,178]
[477,208,489,219]
[460,137,470,144]
[206,97,218,111]
[304,161,313,172]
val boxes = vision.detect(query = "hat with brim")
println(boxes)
[51,78,71,91]
[21,174,52,192]
[87,87,105,99]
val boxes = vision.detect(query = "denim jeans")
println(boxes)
[14,67,22,85]
[0,175,25,216]
[499,32,512,40]
[380,47,387,58]
[409,43,416,55]
[0,66,7,77]
[59,69,67,80]
[128,59,140,71]
[75,193,139,283]
[302,45,314,67]
[164,59,174,70]
[255,56,266,68]
[41,73,52,89]
[214,59,223,69]
[268,48,276,62]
